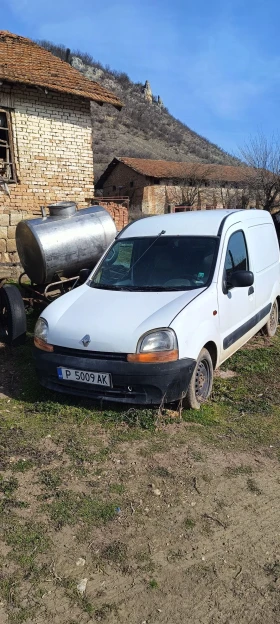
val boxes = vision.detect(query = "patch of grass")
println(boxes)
[0,498,29,511]
[134,550,155,572]
[264,560,280,580]
[0,576,16,604]
[189,450,204,462]
[183,403,223,427]
[101,540,127,564]
[39,469,62,489]
[109,483,125,495]
[153,466,172,478]
[11,459,34,472]
[46,491,117,529]
[247,477,262,495]
[5,521,49,570]
[0,475,18,495]
[9,606,35,623]
[225,465,253,477]
[149,578,158,589]
[60,577,94,617]
[102,407,156,430]
[184,518,196,529]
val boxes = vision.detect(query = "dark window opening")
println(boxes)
[130,180,134,188]
[224,230,248,283]
[113,185,116,191]
[0,110,16,182]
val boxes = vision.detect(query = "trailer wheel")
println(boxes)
[0,284,27,345]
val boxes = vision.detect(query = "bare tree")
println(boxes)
[216,183,252,210]
[240,134,280,212]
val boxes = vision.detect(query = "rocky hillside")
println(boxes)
[39,40,239,181]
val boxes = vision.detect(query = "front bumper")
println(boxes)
[33,346,196,405]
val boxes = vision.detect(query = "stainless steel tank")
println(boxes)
[16,202,117,284]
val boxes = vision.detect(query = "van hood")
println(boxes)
[44,284,205,353]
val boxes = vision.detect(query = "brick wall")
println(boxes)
[0,84,96,277]
[99,202,128,231]
[0,85,94,214]
[102,162,146,212]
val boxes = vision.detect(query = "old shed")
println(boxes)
[0,31,123,275]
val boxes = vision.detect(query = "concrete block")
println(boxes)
[10,213,23,225]
[7,239,17,252]
[0,239,7,252]
[7,226,16,239]
[0,214,9,226]
[0,226,7,238]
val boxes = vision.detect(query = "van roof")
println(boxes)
[119,209,273,239]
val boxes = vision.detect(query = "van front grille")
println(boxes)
[53,345,127,362]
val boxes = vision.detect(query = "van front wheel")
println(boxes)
[184,348,213,410]
[263,299,278,338]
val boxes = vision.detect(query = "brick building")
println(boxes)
[0,31,125,276]
[96,157,256,215]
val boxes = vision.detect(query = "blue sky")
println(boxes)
[3,0,280,157]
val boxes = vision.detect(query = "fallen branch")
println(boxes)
[203,513,226,528]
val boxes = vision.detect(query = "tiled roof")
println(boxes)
[0,31,123,109]
[116,157,250,182]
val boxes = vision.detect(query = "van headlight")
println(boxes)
[34,317,54,352]
[127,329,178,363]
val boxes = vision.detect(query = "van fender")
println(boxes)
[170,285,220,365]
[171,316,220,366]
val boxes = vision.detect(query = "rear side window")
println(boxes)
[224,230,248,280]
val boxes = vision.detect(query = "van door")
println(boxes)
[218,226,256,361]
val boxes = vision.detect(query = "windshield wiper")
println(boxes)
[91,283,123,290]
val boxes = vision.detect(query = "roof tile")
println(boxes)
[0,31,122,109]
[117,157,250,182]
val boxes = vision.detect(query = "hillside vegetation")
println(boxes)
[39,40,239,181]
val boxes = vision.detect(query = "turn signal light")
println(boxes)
[34,337,54,352]
[127,349,178,363]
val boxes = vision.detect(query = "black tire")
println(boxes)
[262,299,278,338]
[184,348,213,410]
[0,284,27,345]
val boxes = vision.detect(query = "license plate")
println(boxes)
[57,367,112,387]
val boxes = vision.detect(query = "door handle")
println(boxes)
[248,286,254,295]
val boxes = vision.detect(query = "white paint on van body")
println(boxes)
[41,209,280,369]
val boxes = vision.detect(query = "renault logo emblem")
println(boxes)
[81,334,91,347]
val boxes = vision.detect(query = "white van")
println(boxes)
[34,209,280,409]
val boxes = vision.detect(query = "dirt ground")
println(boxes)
[1,329,280,623]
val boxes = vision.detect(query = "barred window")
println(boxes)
[0,109,17,182]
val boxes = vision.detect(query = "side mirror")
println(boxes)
[79,268,91,284]
[228,270,254,289]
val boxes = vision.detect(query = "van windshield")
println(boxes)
[89,236,218,292]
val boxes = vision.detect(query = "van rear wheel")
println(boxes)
[263,299,278,338]
[184,348,213,410]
